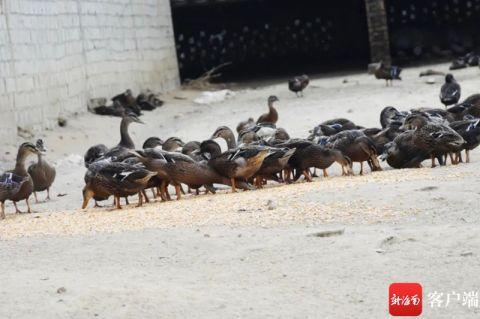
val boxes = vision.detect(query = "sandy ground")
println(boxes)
[1,62,480,318]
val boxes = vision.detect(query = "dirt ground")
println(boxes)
[1,62,480,318]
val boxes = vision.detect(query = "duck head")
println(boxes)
[143,137,164,149]
[123,112,144,125]
[18,142,41,160]
[445,74,454,83]
[400,113,429,130]
[35,139,47,153]
[82,184,94,209]
[200,140,222,159]
[162,137,185,152]
[268,95,279,106]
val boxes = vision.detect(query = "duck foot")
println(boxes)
[137,192,144,207]
[13,202,24,214]
[114,196,122,210]
[174,184,182,200]
[230,178,237,193]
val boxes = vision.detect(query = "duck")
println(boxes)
[440,74,461,108]
[83,157,115,207]
[288,74,309,97]
[200,140,269,192]
[449,118,480,163]
[84,144,108,168]
[0,142,41,216]
[111,89,141,115]
[277,139,352,181]
[308,123,345,142]
[100,113,144,161]
[239,123,278,142]
[253,148,296,187]
[238,130,261,145]
[326,130,382,174]
[0,173,29,219]
[132,148,241,199]
[236,117,255,134]
[257,95,279,124]
[380,131,429,169]
[380,106,409,128]
[447,94,480,119]
[142,137,164,149]
[162,137,185,152]
[403,114,465,167]
[82,162,157,209]
[136,91,163,111]
[91,100,127,117]
[28,139,56,202]
[369,61,402,86]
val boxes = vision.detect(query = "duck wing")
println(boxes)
[0,172,28,201]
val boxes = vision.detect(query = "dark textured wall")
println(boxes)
[172,0,370,80]
[365,0,391,64]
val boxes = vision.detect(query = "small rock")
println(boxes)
[57,287,66,294]
[58,117,67,127]
[237,234,242,238]
[418,186,438,191]
[308,229,345,238]
[204,234,210,238]
[375,249,386,254]
[267,200,277,210]
[460,252,473,257]
[426,77,436,84]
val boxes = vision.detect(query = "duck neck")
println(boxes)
[119,119,135,149]
[37,153,44,165]
[268,103,278,122]
[15,149,30,175]
[222,129,237,149]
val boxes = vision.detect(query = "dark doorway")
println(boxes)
[386,0,480,60]
[171,0,371,82]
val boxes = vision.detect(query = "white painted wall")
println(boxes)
[0,0,179,140]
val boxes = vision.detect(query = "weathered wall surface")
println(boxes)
[0,0,179,140]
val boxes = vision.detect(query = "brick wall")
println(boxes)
[0,0,179,140]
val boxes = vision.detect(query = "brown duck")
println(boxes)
[28,139,56,202]
[82,162,156,209]
[326,130,382,175]
[1,142,41,215]
[257,95,279,124]
[200,140,269,192]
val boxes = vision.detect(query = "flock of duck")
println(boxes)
[1,73,480,218]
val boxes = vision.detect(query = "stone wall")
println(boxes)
[0,0,179,141]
